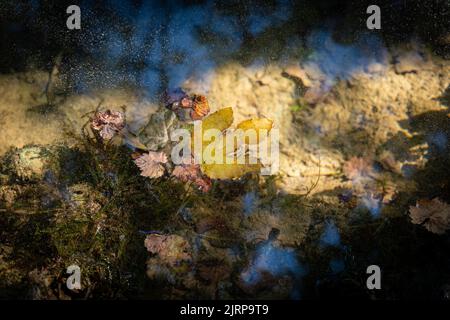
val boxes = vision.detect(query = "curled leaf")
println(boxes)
[91,109,125,141]
[190,95,210,120]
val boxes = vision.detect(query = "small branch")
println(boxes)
[304,153,321,197]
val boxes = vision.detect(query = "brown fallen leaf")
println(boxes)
[190,95,210,120]
[379,151,401,174]
[343,157,375,180]
[409,198,450,235]
[91,109,125,140]
[172,164,212,192]
[134,151,167,178]
[144,234,192,266]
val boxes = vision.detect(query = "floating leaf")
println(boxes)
[201,156,261,179]
[191,107,233,162]
[188,107,268,179]
[236,117,273,144]
[134,151,167,178]
[201,107,233,133]
[236,118,273,131]
[190,95,210,120]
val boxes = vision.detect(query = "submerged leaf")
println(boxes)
[409,198,450,234]
[172,164,199,181]
[172,163,212,192]
[201,156,261,179]
[343,157,375,180]
[144,234,192,266]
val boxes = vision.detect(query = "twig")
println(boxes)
[304,153,321,197]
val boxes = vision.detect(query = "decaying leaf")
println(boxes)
[91,109,125,140]
[196,259,231,285]
[163,88,211,121]
[172,164,199,181]
[190,95,210,120]
[172,164,212,192]
[409,198,450,234]
[343,157,375,180]
[134,151,167,178]
[162,88,189,107]
[144,234,192,266]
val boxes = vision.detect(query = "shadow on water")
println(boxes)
[310,85,450,299]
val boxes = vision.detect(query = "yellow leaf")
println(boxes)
[236,118,273,144]
[190,108,269,179]
[191,107,234,158]
[236,118,273,131]
[202,107,234,133]
[201,159,261,180]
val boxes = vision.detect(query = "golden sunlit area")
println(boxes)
[0,0,449,307]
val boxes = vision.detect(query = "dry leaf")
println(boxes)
[134,151,167,178]
[172,164,212,192]
[409,198,450,234]
[190,95,210,120]
[91,109,125,141]
[343,157,375,180]
[144,234,192,266]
